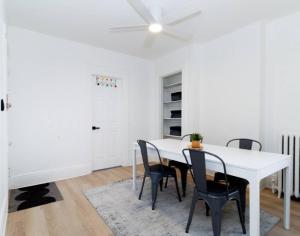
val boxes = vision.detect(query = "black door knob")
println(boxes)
[92,126,100,130]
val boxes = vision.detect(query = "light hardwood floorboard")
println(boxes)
[6,165,300,236]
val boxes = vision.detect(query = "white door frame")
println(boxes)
[89,65,129,170]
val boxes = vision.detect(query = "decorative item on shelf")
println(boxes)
[171,91,182,101]
[190,133,203,149]
[169,126,181,136]
[170,110,181,118]
[94,75,118,88]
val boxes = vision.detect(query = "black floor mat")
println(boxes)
[9,182,63,212]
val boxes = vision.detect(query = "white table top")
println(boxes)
[136,139,291,173]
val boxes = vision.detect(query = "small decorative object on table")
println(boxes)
[190,133,203,149]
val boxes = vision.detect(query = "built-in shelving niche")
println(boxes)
[162,72,182,139]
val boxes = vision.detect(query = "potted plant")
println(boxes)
[191,133,203,148]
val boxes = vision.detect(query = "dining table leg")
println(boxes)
[283,164,291,229]
[249,179,260,236]
[132,147,137,191]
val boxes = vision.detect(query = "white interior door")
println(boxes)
[92,77,123,170]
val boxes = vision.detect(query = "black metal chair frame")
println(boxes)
[214,138,262,219]
[182,149,246,236]
[226,138,262,151]
[137,140,182,210]
[164,134,192,197]
[181,133,193,141]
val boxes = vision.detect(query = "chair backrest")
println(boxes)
[137,140,163,174]
[182,149,229,195]
[226,138,262,151]
[181,134,192,141]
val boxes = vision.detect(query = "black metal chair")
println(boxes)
[182,149,246,236]
[214,138,262,219]
[226,138,262,151]
[164,134,192,197]
[137,140,182,210]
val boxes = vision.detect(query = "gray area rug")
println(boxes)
[84,178,279,236]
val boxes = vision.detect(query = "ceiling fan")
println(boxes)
[110,0,201,46]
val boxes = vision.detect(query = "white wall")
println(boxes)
[0,0,8,234]
[153,23,262,145]
[263,12,300,153]
[198,23,262,145]
[7,26,154,188]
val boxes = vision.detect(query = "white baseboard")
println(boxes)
[0,194,8,236]
[9,164,92,189]
[123,158,143,167]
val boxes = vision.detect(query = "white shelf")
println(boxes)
[164,82,182,88]
[164,118,181,120]
[164,100,182,104]
[163,134,181,139]
[162,72,182,140]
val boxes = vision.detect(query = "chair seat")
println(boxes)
[215,172,249,187]
[149,164,176,176]
[206,180,239,197]
[169,160,190,169]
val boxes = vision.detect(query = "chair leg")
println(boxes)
[239,185,247,220]
[165,161,171,188]
[185,189,198,233]
[185,188,198,233]
[164,176,169,188]
[179,167,188,197]
[151,181,159,210]
[138,175,146,200]
[205,202,210,216]
[211,208,222,236]
[159,179,163,192]
[173,174,182,202]
[235,198,246,234]
[208,199,226,236]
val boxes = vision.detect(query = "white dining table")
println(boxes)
[132,139,292,236]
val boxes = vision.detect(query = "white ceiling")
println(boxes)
[5,0,300,59]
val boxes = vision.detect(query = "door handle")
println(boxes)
[1,99,4,111]
[92,126,101,130]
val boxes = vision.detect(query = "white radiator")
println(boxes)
[273,134,300,199]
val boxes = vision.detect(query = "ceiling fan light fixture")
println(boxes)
[148,23,163,33]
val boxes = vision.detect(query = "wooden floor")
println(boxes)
[6,165,300,236]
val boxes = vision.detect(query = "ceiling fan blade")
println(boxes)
[163,25,192,42]
[110,25,148,32]
[127,0,156,24]
[144,33,156,48]
[163,5,201,25]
